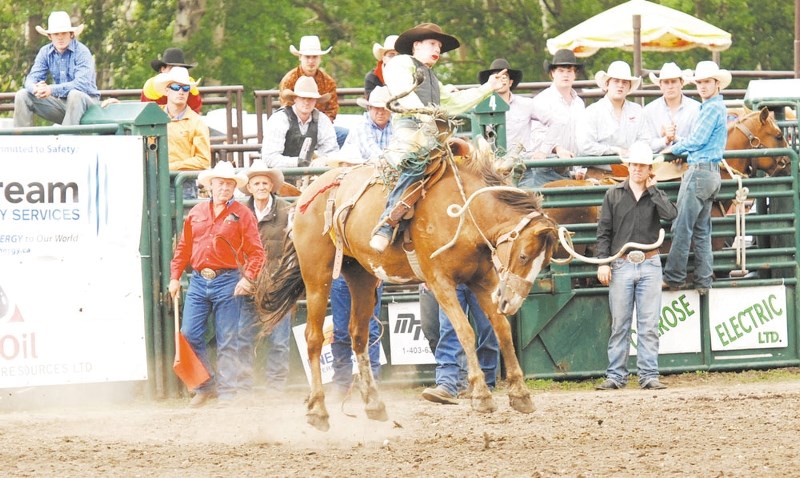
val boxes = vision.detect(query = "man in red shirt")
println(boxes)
[169,161,265,407]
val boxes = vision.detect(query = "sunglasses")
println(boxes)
[168,84,191,92]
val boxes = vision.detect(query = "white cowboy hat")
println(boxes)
[290,35,332,56]
[198,161,247,189]
[595,61,641,91]
[622,141,663,166]
[240,160,285,195]
[689,61,732,90]
[36,11,85,36]
[154,66,198,95]
[356,86,392,109]
[280,76,332,102]
[649,62,692,86]
[372,35,398,61]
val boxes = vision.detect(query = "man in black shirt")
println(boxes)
[595,141,676,391]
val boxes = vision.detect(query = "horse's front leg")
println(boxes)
[305,290,330,431]
[435,288,496,413]
[474,288,534,414]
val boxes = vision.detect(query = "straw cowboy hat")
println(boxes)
[372,35,398,61]
[649,62,692,86]
[154,67,198,95]
[290,35,332,56]
[479,58,522,90]
[689,61,732,90]
[239,160,285,195]
[198,161,247,190]
[595,61,642,91]
[280,76,332,103]
[394,23,460,56]
[543,49,583,73]
[356,86,392,109]
[151,48,197,72]
[622,141,663,166]
[36,11,85,36]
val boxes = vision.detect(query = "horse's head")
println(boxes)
[487,190,559,315]
[727,107,790,177]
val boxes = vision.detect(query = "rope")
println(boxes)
[556,227,665,265]
[721,160,750,275]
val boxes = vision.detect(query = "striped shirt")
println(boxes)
[341,112,393,161]
[671,94,726,164]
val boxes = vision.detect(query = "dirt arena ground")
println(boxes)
[2,369,800,477]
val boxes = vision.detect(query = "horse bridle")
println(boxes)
[733,116,789,177]
[491,210,548,300]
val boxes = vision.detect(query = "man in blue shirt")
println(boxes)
[14,11,99,127]
[661,61,730,294]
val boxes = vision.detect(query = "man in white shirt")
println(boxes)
[340,86,393,162]
[261,76,339,169]
[577,61,650,177]
[521,49,586,187]
[643,62,701,153]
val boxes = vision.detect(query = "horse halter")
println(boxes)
[491,210,545,299]
[733,116,789,176]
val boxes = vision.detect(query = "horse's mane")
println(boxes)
[457,149,544,213]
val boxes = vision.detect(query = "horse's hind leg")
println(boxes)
[344,268,388,422]
[304,281,334,431]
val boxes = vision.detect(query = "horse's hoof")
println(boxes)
[307,413,330,432]
[509,394,535,414]
[471,395,497,413]
[365,401,389,422]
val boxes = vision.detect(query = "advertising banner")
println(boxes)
[0,136,148,388]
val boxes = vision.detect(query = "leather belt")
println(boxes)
[199,268,233,280]
[624,249,660,264]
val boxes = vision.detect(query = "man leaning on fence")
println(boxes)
[14,11,99,127]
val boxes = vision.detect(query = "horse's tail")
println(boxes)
[254,234,304,335]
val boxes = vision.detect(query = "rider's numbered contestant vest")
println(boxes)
[282,107,319,167]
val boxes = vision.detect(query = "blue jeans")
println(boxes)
[518,167,570,188]
[375,170,423,238]
[434,284,499,396]
[240,297,291,392]
[181,269,249,398]
[606,256,663,385]
[330,276,383,391]
[14,89,97,127]
[664,163,721,288]
[334,126,349,148]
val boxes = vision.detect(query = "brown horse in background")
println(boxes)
[256,117,559,431]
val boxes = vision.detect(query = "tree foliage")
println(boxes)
[4,1,797,110]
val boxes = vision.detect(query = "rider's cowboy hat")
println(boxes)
[36,11,84,36]
[356,86,392,109]
[595,61,641,91]
[151,48,197,72]
[623,141,663,166]
[394,23,460,56]
[154,67,198,95]
[280,76,332,103]
[479,58,522,90]
[688,61,732,90]
[543,49,583,73]
[240,160,285,195]
[290,35,332,56]
[198,161,247,189]
[372,35,398,61]
[649,62,691,86]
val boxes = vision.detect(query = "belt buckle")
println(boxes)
[627,250,646,264]
[200,268,217,280]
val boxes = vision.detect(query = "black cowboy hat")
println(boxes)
[394,23,460,56]
[150,48,197,72]
[543,49,583,73]
[479,58,523,90]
